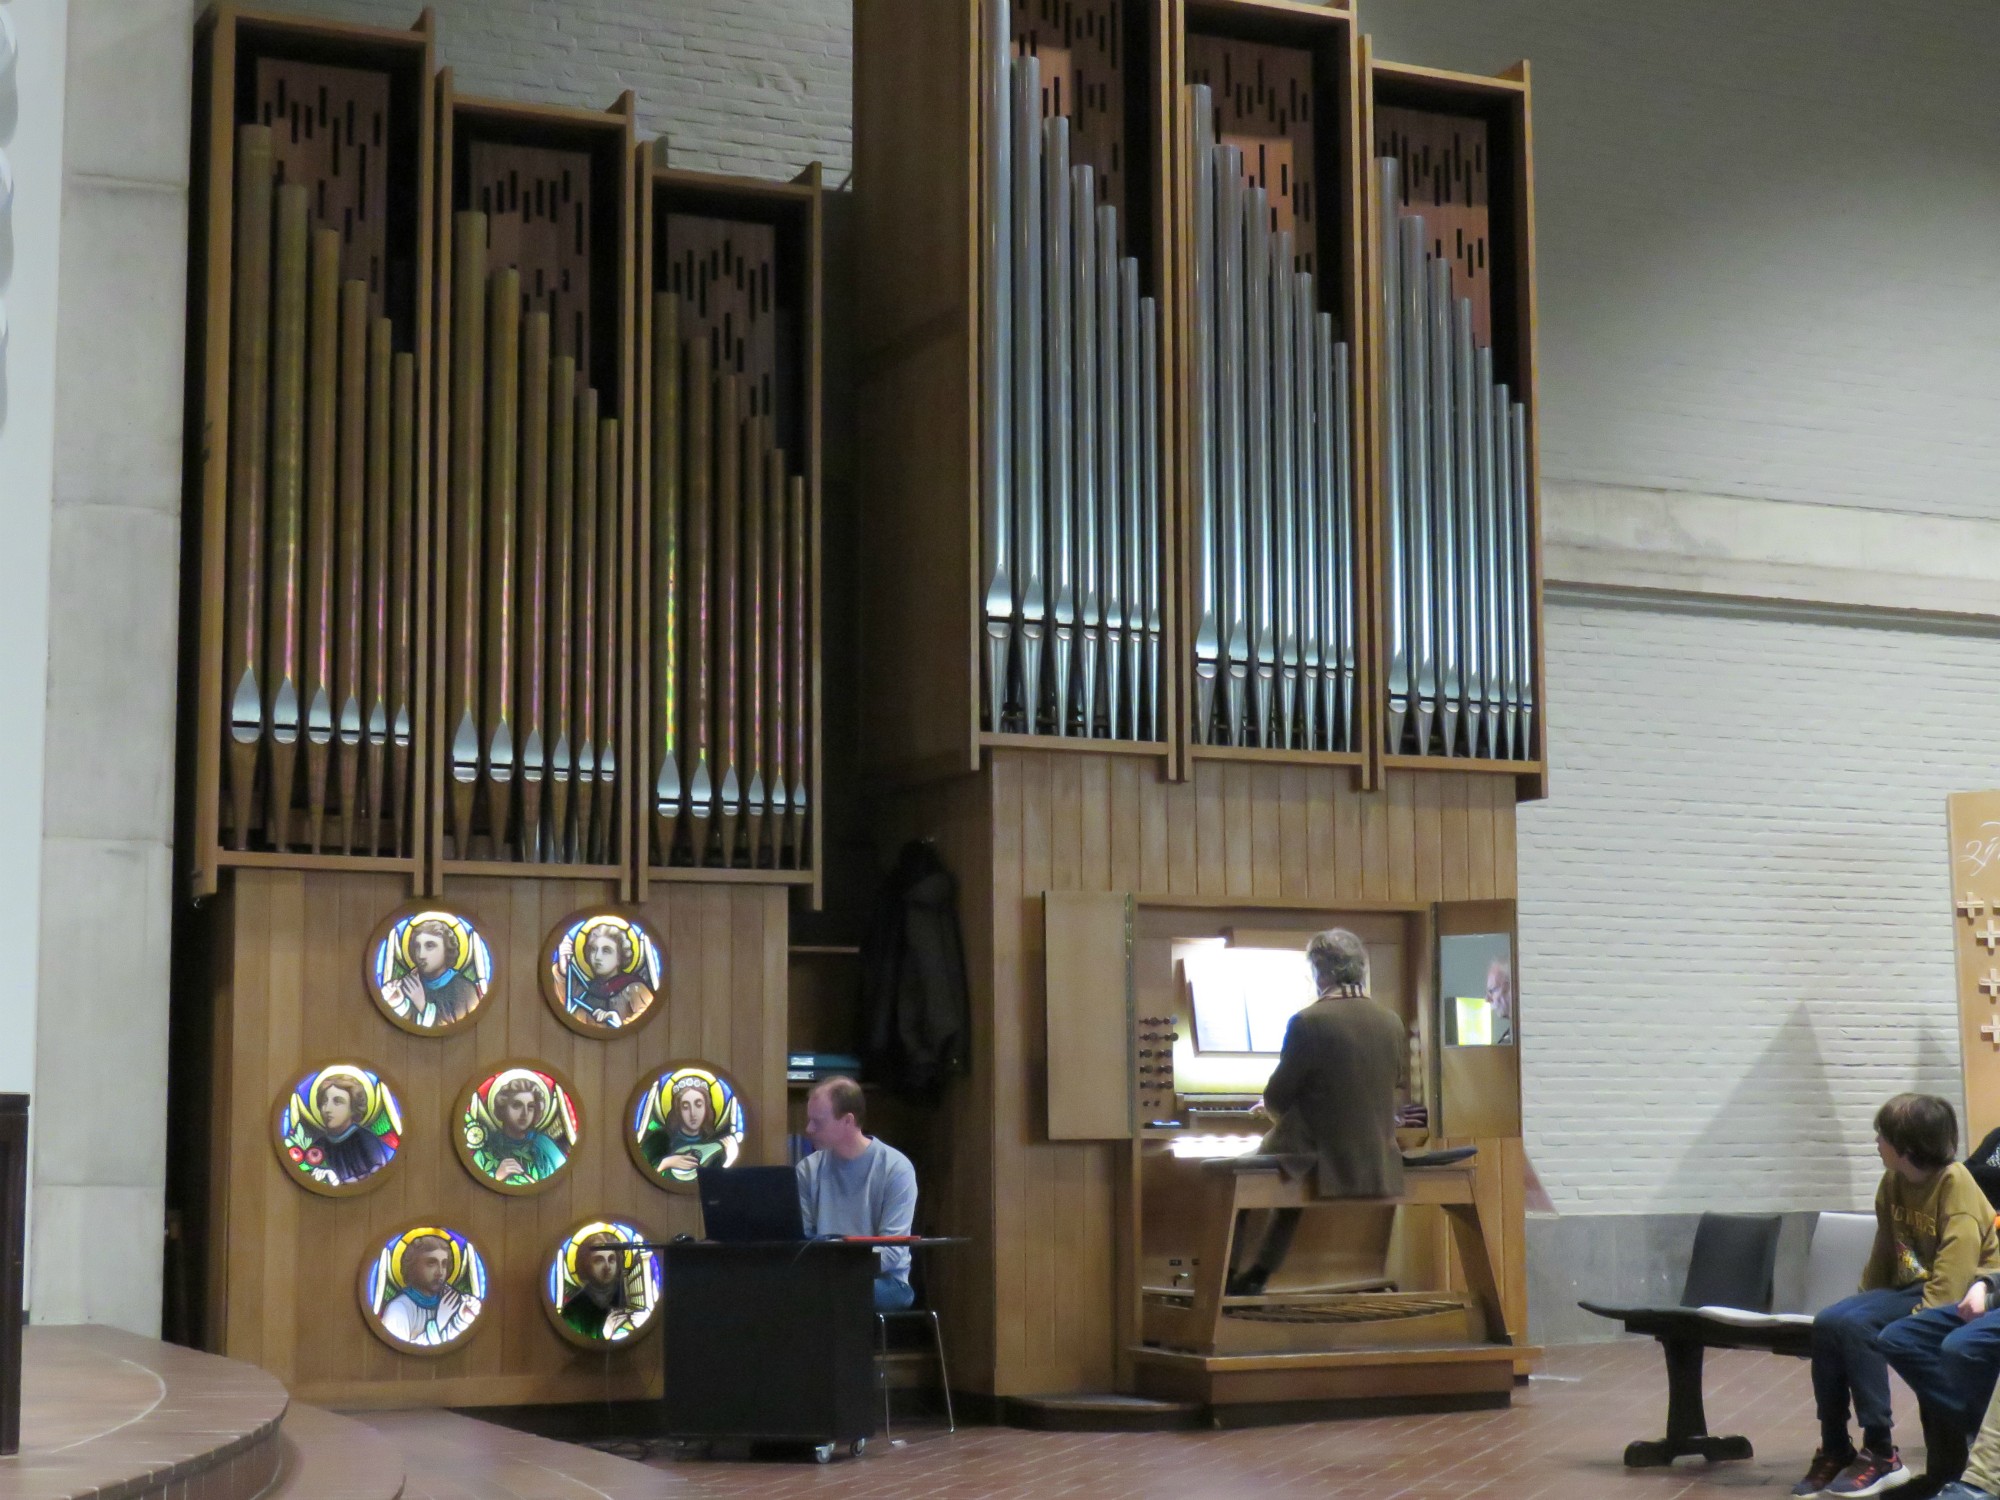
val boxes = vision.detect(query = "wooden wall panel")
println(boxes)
[874,772,999,1397]
[887,747,1518,1397]
[852,0,980,778]
[209,866,785,1407]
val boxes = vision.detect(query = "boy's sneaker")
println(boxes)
[1827,1449,1913,1498]
[1798,1450,1859,1497]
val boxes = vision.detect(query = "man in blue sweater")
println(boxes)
[796,1076,920,1310]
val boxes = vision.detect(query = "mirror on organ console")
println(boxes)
[1440,930,1515,1048]
[1431,901,1523,1140]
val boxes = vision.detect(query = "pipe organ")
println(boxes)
[177,0,1540,1425]
[856,0,1543,1413]
[178,5,821,1412]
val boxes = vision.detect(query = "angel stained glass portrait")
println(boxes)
[545,911,664,1035]
[361,1223,488,1354]
[369,908,492,1034]
[626,1063,745,1191]
[543,1220,661,1347]
[273,1064,403,1196]
[456,1064,580,1194]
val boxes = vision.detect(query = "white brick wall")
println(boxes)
[1521,595,1992,1214]
[264,0,852,181]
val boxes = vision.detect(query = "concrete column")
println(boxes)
[32,0,193,1333]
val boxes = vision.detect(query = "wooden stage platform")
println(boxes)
[0,1325,403,1499]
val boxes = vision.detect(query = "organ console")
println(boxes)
[1049,895,1528,1408]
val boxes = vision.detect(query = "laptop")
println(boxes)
[697,1165,805,1243]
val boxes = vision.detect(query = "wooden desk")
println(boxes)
[657,1241,878,1459]
[650,1238,963,1460]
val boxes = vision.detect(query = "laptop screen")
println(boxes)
[697,1165,804,1243]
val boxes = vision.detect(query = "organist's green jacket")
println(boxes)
[1258,985,1406,1199]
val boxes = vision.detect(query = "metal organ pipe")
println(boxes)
[1270,231,1298,749]
[1217,149,1247,744]
[1042,116,1074,738]
[1292,270,1319,752]
[981,0,1013,734]
[1010,56,1044,735]
[1120,259,1144,744]
[1189,87,1219,744]
[1097,202,1124,740]
[1377,160,1407,756]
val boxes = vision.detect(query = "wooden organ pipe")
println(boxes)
[301,228,341,852]
[224,124,273,850]
[741,413,767,866]
[650,294,683,866]
[762,446,786,870]
[481,267,521,854]
[786,472,807,864]
[361,317,392,855]
[445,211,487,856]
[386,351,416,855]
[264,186,309,852]
[547,354,576,864]
[334,278,368,854]
[592,414,620,865]
[682,335,714,866]
[572,385,600,863]
[517,311,551,860]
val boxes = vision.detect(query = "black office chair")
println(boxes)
[874,1246,956,1438]
[1580,1211,1784,1466]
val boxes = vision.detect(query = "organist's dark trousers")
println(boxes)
[1232,1209,1302,1280]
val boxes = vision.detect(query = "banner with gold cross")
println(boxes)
[1947,791,2000,1143]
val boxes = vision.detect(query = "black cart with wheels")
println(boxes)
[658,1239,877,1462]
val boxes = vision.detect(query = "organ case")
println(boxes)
[636,160,825,897]
[185,5,438,896]
[1365,52,1546,796]
[429,81,637,881]
[854,0,1180,778]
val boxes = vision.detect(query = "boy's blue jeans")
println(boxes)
[1814,1287,1923,1453]
[1879,1303,2000,1433]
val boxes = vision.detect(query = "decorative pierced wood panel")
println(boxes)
[1013,0,1129,223]
[661,215,780,426]
[467,141,594,376]
[1187,36,1319,276]
[255,59,390,316]
[1376,105,1491,346]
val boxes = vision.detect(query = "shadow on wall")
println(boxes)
[1528,1005,1848,1346]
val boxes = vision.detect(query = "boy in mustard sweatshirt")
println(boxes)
[1796,1095,2000,1499]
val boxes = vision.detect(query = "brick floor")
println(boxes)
[359,1338,1941,1500]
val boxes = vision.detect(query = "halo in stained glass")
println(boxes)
[365,907,493,1035]
[454,1061,582,1196]
[542,1218,662,1349]
[271,1062,404,1198]
[358,1222,489,1356]
[624,1061,746,1194]
[541,910,665,1037]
